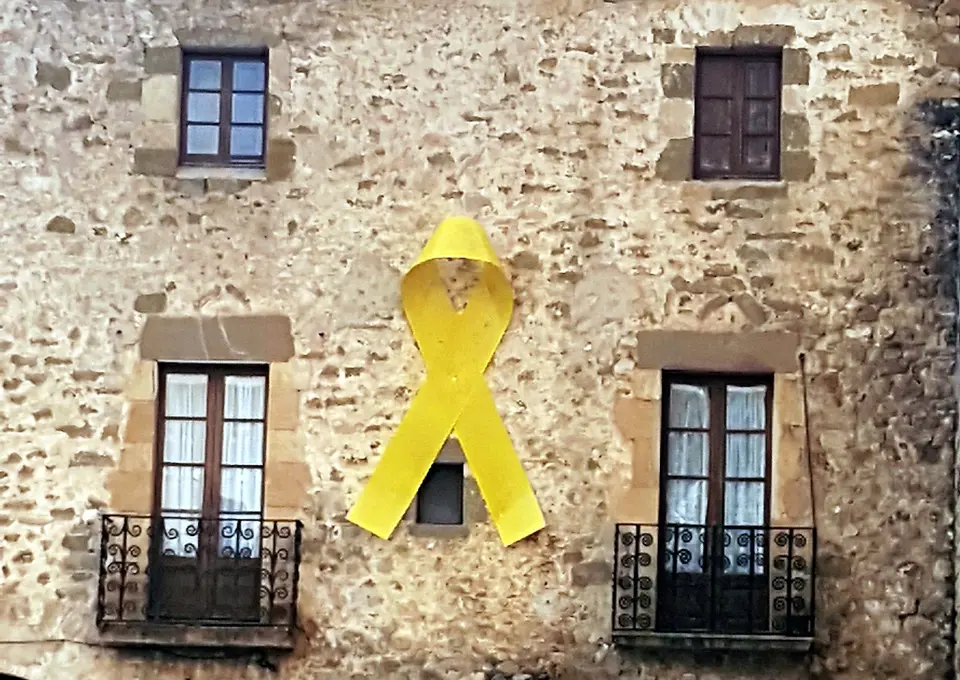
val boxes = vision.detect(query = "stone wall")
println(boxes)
[0,0,958,679]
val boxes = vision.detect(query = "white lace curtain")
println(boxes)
[665,383,766,575]
[160,373,265,558]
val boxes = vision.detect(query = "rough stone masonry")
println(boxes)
[1,0,960,678]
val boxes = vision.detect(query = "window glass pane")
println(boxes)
[726,433,766,477]
[698,99,733,135]
[161,465,204,511]
[726,385,766,429]
[743,137,775,172]
[665,479,707,524]
[233,61,266,91]
[697,58,736,97]
[668,384,709,428]
[724,526,764,575]
[186,125,219,155]
[159,515,200,557]
[222,422,265,465]
[667,432,708,476]
[697,136,732,174]
[165,374,208,417]
[224,376,266,419]
[188,60,222,90]
[163,420,207,463]
[416,464,463,525]
[217,515,261,558]
[744,62,779,97]
[230,126,263,157]
[186,92,220,123]
[724,481,764,526]
[743,100,776,135]
[232,93,264,124]
[220,468,263,513]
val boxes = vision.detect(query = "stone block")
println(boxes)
[629,369,662,402]
[782,49,810,85]
[123,401,156,445]
[144,46,181,75]
[174,28,281,48]
[134,123,177,149]
[659,99,693,138]
[781,150,816,181]
[782,85,806,113]
[124,362,157,402]
[936,44,960,67]
[733,24,796,46]
[781,113,810,150]
[133,293,167,314]
[664,47,695,64]
[266,138,297,181]
[141,75,179,122]
[264,461,310,508]
[268,364,300,431]
[140,315,295,362]
[106,470,153,514]
[118,443,154,472]
[848,83,900,107]
[133,148,178,176]
[660,63,694,98]
[634,330,800,372]
[106,79,143,101]
[654,138,693,181]
[266,429,301,463]
[36,61,72,91]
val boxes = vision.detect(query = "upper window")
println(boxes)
[693,50,782,180]
[179,51,268,168]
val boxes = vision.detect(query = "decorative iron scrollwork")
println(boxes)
[96,514,303,631]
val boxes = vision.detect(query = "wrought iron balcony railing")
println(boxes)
[96,514,302,634]
[612,524,815,641]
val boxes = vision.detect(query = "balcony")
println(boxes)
[96,514,303,649]
[612,523,815,652]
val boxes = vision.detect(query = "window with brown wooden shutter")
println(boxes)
[694,50,782,180]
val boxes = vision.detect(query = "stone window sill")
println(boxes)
[97,621,295,650]
[408,523,469,539]
[176,166,267,181]
[613,631,812,653]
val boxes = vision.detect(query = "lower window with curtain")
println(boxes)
[150,364,268,624]
[657,373,771,635]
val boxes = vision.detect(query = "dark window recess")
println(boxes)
[180,51,268,168]
[694,51,782,180]
[416,463,465,525]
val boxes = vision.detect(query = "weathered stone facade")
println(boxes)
[1,0,959,679]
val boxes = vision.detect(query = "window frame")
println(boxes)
[152,362,270,522]
[657,372,774,529]
[178,49,270,169]
[693,47,783,181]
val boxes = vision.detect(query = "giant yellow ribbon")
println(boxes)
[347,217,545,546]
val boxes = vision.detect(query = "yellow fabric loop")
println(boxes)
[347,217,545,546]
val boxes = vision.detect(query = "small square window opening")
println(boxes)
[416,463,465,525]
[693,50,783,180]
[180,50,268,169]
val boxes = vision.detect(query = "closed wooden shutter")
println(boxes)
[694,52,782,180]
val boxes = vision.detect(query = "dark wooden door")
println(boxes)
[657,376,772,634]
[149,367,268,624]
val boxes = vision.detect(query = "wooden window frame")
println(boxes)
[178,49,269,169]
[415,462,465,526]
[152,363,270,522]
[693,48,783,181]
[657,372,774,529]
